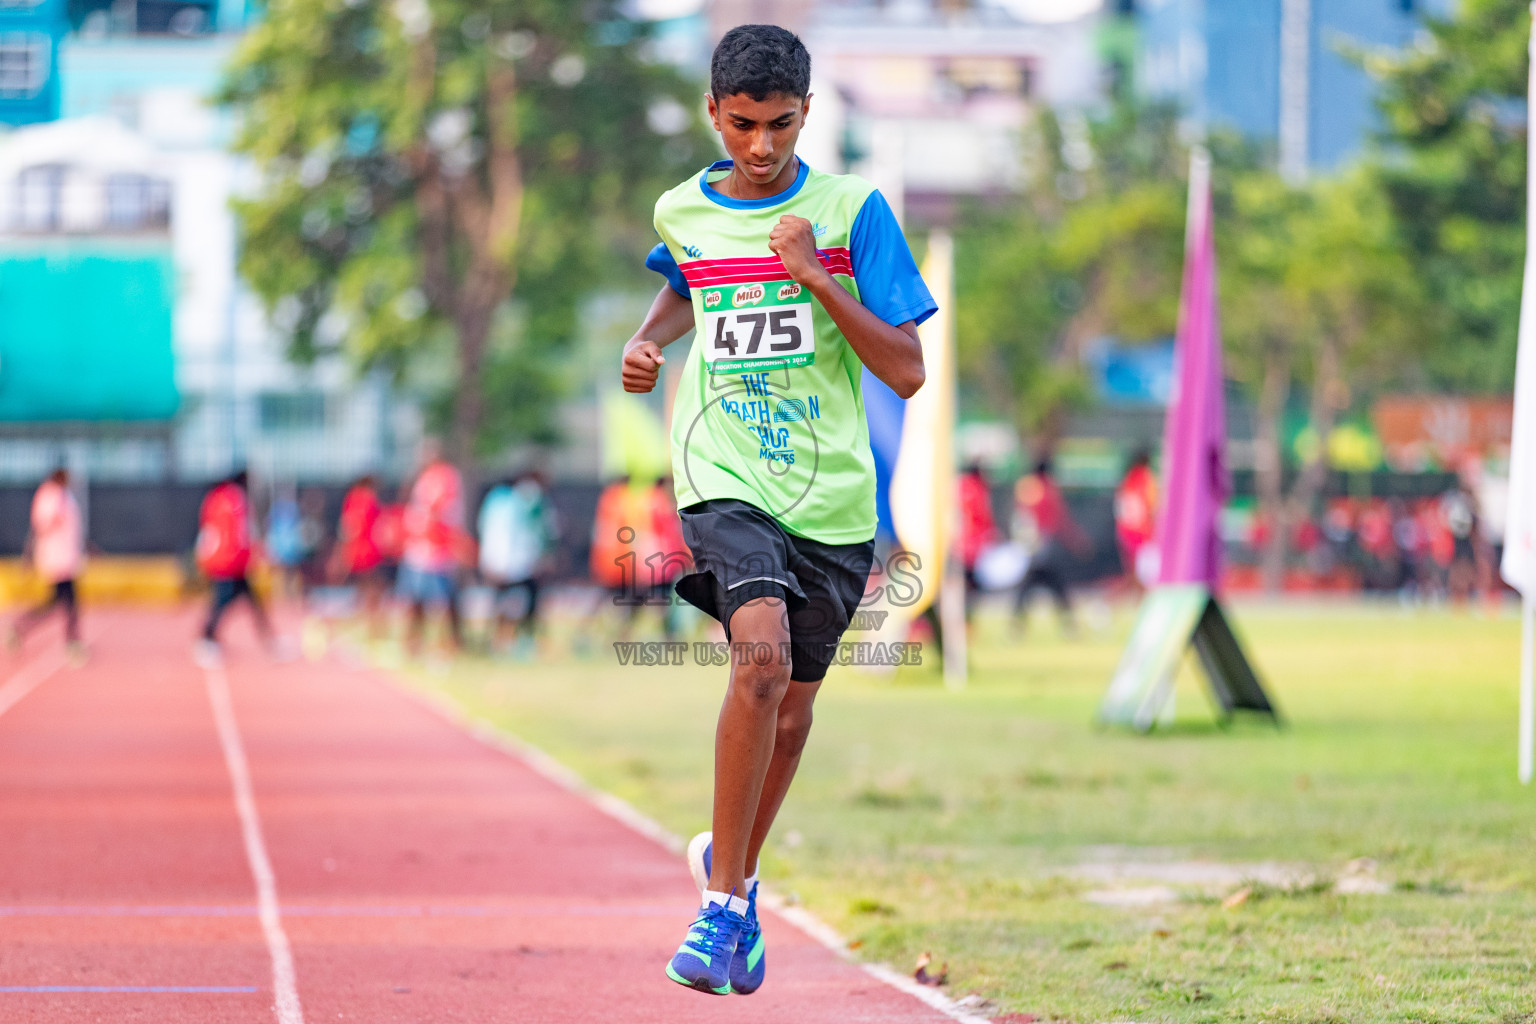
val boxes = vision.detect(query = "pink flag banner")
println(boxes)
[1100,148,1275,732]
[1155,148,1231,590]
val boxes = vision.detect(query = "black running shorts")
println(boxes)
[674,499,875,682]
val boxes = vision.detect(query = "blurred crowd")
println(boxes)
[1,445,1512,666]
[1239,485,1502,604]
[181,440,688,664]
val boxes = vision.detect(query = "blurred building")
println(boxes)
[1137,0,1453,175]
[0,0,412,486]
[704,0,1103,225]
[706,0,819,36]
[0,116,177,482]
[0,0,67,126]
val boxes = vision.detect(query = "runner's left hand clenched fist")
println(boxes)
[768,215,829,288]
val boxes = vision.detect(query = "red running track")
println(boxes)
[0,611,965,1023]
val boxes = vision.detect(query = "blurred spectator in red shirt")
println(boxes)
[1012,458,1088,636]
[195,469,275,667]
[333,475,387,637]
[1357,499,1398,592]
[398,440,467,657]
[1113,448,1158,594]
[959,463,999,586]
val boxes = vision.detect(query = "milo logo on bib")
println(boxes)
[701,280,816,374]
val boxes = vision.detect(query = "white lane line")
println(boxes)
[202,664,304,1024]
[0,650,68,722]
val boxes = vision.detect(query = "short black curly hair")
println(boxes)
[710,24,811,101]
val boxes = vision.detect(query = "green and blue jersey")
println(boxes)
[647,159,936,545]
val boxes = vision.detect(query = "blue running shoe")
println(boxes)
[665,900,745,995]
[730,881,766,994]
[684,832,766,995]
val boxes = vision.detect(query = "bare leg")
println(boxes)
[244,580,274,644]
[521,579,541,640]
[445,594,463,653]
[60,584,79,645]
[13,591,60,640]
[1044,567,1077,635]
[404,601,425,658]
[360,576,386,640]
[203,581,235,642]
[707,598,791,896]
[744,676,822,877]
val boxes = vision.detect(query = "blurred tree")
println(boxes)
[1223,171,1429,589]
[220,0,714,464]
[954,102,1188,449]
[1365,0,1528,393]
[957,97,1430,591]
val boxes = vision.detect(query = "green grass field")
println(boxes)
[399,601,1536,1023]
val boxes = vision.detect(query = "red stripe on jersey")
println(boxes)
[680,247,852,289]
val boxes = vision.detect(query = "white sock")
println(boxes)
[703,889,750,917]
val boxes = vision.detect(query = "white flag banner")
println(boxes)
[1508,303,1536,590]
[1502,104,1536,596]
[1502,2,1536,784]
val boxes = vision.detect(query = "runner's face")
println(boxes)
[707,92,810,191]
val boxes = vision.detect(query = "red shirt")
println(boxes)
[1358,504,1393,557]
[402,461,465,573]
[959,471,998,569]
[338,484,383,574]
[375,503,404,563]
[1425,506,1454,567]
[1114,465,1158,551]
[197,482,252,580]
[1015,473,1068,540]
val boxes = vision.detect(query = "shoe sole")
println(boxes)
[686,831,712,893]
[665,963,730,995]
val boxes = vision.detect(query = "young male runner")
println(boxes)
[622,24,935,996]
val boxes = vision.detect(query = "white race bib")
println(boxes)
[700,281,815,374]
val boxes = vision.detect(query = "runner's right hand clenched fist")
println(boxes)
[622,339,666,393]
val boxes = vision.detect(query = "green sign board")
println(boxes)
[0,240,178,422]
[1100,584,1279,732]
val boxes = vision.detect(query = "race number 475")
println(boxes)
[702,284,815,374]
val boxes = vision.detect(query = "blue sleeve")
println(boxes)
[849,191,938,328]
[645,242,691,299]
